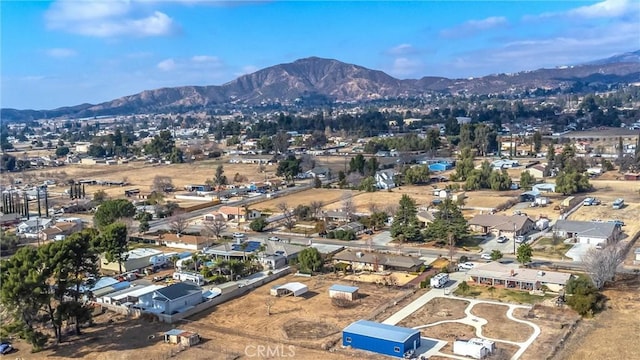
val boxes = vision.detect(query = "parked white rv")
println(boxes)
[430,273,449,288]
[172,272,205,286]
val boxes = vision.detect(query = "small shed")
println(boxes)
[329,284,359,301]
[270,282,308,297]
[164,329,200,347]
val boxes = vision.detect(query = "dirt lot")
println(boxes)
[512,304,581,360]
[463,190,520,210]
[343,272,418,286]
[553,275,640,360]
[184,273,408,352]
[397,298,469,328]
[252,188,351,212]
[6,312,179,360]
[11,160,280,199]
[470,303,533,342]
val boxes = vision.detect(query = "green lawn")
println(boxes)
[454,284,555,304]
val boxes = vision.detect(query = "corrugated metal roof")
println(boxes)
[343,320,418,343]
[329,284,359,293]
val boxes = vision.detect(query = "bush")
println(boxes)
[249,217,268,232]
[459,255,469,263]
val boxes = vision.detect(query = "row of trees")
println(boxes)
[0,223,130,351]
[390,195,470,245]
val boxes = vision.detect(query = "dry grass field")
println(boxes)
[462,190,520,209]
[470,303,534,343]
[568,201,640,241]
[183,273,410,352]
[251,188,351,212]
[397,298,469,328]
[342,272,418,286]
[554,275,640,360]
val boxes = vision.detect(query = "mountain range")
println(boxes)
[3,51,640,121]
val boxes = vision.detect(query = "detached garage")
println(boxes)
[343,320,421,358]
[329,284,359,301]
[270,282,308,297]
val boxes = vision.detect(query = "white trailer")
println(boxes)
[430,273,449,288]
[172,272,205,286]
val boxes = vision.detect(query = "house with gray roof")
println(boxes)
[137,282,203,315]
[467,262,572,292]
[553,220,620,245]
[468,214,535,238]
[375,169,397,190]
[333,250,424,272]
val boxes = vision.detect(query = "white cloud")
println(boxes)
[526,0,637,21]
[446,20,639,76]
[191,55,220,63]
[157,59,176,71]
[45,0,177,38]
[441,16,508,38]
[45,48,77,58]
[387,44,416,56]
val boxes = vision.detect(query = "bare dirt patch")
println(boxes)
[397,298,470,328]
[420,323,476,354]
[470,303,533,342]
[6,312,178,360]
[184,273,407,350]
[512,304,580,360]
[252,188,351,212]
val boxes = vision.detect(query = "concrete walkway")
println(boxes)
[382,279,540,360]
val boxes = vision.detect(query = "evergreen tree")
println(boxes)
[390,195,422,242]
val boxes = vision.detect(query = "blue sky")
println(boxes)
[2,0,639,109]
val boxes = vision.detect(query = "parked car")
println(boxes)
[268,236,281,242]
[515,235,527,243]
[0,342,13,355]
[458,262,475,271]
[480,253,492,260]
[232,232,246,239]
[496,236,508,243]
[595,243,605,250]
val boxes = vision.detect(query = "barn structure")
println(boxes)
[342,320,421,358]
[270,282,308,297]
[329,284,359,301]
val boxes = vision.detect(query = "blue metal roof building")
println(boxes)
[428,162,453,172]
[343,320,421,358]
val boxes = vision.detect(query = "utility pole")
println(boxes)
[513,222,517,255]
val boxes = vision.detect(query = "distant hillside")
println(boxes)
[3,52,640,121]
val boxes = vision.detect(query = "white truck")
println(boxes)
[430,273,450,288]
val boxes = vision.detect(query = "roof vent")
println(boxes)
[356,252,364,258]
[537,271,545,277]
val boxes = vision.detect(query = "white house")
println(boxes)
[17,218,53,238]
[217,206,262,223]
[374,169,396,190]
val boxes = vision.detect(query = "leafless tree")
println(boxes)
[582,243,625,289]
[169,211,190,235]
[266,297,275,316]
[346,172,363,188]
[341,193,356,222]
[277,202,296,230]
[309,200,324,219]
[151,175,174,193]
[203,218,226,241]
[384,204,398,217]
[299,154,316,172]
[368,203,380,215]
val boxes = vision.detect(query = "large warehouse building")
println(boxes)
[343,320,421,358]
